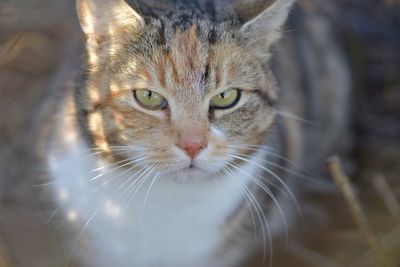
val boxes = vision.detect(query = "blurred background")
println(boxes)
[0,0,399,266]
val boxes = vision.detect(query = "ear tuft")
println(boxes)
[239,0,295,59]
[76,0,144,44]
[232,0,277,22]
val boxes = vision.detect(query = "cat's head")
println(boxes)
[76,0,294,181]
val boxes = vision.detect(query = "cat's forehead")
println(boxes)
[109,6,260,103]
[112,15,242,103]
[159,24,210,97]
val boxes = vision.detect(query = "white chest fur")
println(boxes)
[48,134,265,267]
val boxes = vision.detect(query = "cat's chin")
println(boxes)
[165,165,218,183]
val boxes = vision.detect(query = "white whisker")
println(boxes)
[125,166,158,210]
[91,156,140,173]
[90,156,147,182]
[275,110,312,125]
[66,209,100,267]
[228,144,304,171]
[232,152,312,182]
[226,161,289,248]
[224,166,273,266]
[227,154,303,222]
[46,201,64,223]
[141,169,161,210]
[112,166,149,201]
[32,182,54,187]
[222,167,257,236]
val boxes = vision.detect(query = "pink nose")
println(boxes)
[177,136,208,159]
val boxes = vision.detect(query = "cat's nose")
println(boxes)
[177,136,208,159]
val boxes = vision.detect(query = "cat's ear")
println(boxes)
[76,0,144,48]
[237,0,295,59]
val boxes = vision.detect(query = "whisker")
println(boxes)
[111,166,149,200]
[32,181,54,187]
[232,152,312,182]
[82,219,103,267]
[90,156,147,182]
[93,165,138,194]
[125,166,158,210]
[91,156,141,173]
[228,144,274,151]
[228,149,332,189]
[227,154,303,222]
[66,209,100,267]
[227,145,306,174]
[32,147,150,171]
[275,109,312,125]
[222,167,257,236]
[224,166,273,266]
[88,146,151,151]
[117,165,155,209]
[141,169,161,210]
[46,201,65,223]
[226,161,289,248]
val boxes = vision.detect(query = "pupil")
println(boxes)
[221,92,226,99]
[146,91,152,99]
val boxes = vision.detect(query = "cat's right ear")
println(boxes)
[234,0,295,59]
[76,0,144,49]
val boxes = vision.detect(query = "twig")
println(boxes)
[373,174,400,220]
[327,156,396,267]
[352,223,400,267]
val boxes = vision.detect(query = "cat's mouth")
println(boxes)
[181,161,204,172]
[175,165,207,179]
[158,155,225,181]
[166,160,212,179]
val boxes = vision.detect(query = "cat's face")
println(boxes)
[76,0,293,181]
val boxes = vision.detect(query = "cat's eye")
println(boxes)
[133,89,168,110]
[210,89,241,109]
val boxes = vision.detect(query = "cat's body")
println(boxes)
[0,0,351,267]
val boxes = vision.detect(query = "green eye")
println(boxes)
[134,89,168,110]
[210,89,241,109]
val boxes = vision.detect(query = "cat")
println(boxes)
[0,0,352,266]
[45,0,297,266]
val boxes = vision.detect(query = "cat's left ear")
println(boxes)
[76,0,144,49]
[238,0,295,59]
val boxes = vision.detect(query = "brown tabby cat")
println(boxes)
[0,0,351,266]
[47,0,296,266]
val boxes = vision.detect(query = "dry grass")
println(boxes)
[327,157,397,267]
